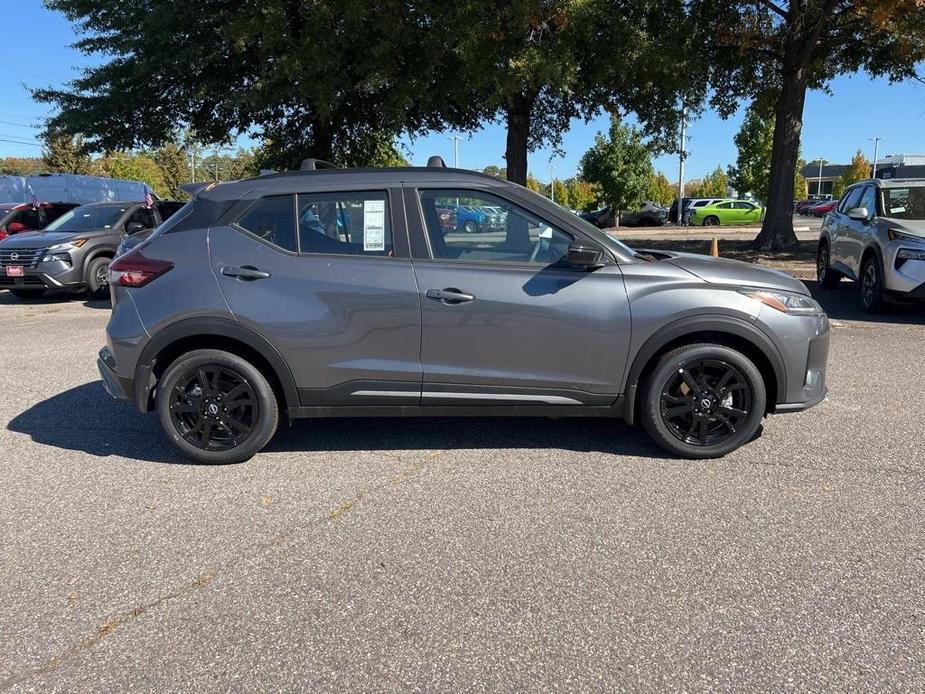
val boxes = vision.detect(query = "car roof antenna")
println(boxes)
[300,158,337,171]
[426,155,447,168]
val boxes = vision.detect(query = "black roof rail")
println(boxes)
[300,158,338,171]
[427,155,447,168]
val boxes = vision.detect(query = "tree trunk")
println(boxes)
[504,93,534,186]
[753,71,807,250]
[311,117,335,164]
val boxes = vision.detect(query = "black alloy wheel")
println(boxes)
[659,359,752,447]
[156,349,279,464]
[640,343,766,459]
[169,365,259,451]
[703,216,720,226]
[816,240,840,288]
[860,255,887,313]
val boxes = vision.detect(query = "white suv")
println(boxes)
[817,178,925,312]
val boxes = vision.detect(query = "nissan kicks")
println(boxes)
[99,159,829,464]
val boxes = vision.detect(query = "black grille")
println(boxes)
[0,275,45,286]
[0,248,43,268]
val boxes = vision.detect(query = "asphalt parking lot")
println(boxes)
[1,284,923,692]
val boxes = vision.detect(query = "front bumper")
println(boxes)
[0,261,85,291]
[759,309,830,415]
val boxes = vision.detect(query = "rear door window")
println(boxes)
[236,195,297,252]
[297,192,393,257]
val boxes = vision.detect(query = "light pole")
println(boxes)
[448,135,462,168]
[549,162,555,204]
[869,137,884,178]
[817,157,825,197]
[677,104,687,222]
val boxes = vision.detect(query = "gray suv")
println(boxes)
[0,201,171,299]
[98,162,830,464]
[817,178,925,312]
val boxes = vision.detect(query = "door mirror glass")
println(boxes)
[6,222,27,234]
[125,221,146,234]
[566,241,604,269]
[847,207,868,221]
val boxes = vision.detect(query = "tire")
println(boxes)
[156,349,279,464]
[85,257,112,299]
[703,216,720,226]
[816,240,841,288]
[639,343,766,459]
[10,289,45,299]
[463,220,479,234]
[859,254,888,314]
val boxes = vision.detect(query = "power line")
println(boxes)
[0,119,41,129]
[0,137,42,148]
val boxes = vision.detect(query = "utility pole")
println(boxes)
[677,105,687,223]
[448,135,462,168]
[817,157,824,197]
[869,137,884,178]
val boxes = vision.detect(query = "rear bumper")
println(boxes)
[98,347,133,402]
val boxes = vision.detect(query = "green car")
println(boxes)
[689,199,764,226]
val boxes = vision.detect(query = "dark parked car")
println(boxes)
[0,201,79,240]
[579,207,616,229]
[116,201,189,256]
[668,197,694,224]
[99,160,829,464]
[0,200,181,299]
[620,202,668,227]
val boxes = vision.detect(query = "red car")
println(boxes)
[810,200,837,217]
[0,201,80,241]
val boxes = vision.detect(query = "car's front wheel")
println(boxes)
[85,257,111,299]
[640,344,766,458]
[860,254,887,313]
[156,349,279,464]
[463,220,479,234]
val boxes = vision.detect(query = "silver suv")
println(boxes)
[98,160,830,464]
[817,178,925,312]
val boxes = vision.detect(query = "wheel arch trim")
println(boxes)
[134,316,300,413]
[622,315,787,425]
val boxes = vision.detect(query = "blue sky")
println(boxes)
[4,0,925,182]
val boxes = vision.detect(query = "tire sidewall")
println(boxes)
[86,257,111,298]
[860,255,885,313]
[641,344,766,459]
[156,349,279,464]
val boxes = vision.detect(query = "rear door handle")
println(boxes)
[222,265,271,280]
[425,288,475,304]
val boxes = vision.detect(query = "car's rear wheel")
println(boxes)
[703,215,719,226]
[640,344,766,459]
[860,254,888,313]
[86,257,111,299]
[463,220,479,234]
[816,240,841,288]
[156,349,279,464]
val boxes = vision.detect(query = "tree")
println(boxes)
[93,152,167,196]
[153,141,190,198]
[0,157,43,175]
[482,165,505,178]
[567,179,599,212]
[688,166,729,198]
[833,149,871,198]
[579,118,654,212]
[646,172,676,206]
[526,175,544,194]
[41,130,92,174]
[704,0,925,249]
[548,179,571,208]
[728,104,774,200]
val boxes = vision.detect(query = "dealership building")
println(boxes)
[802,154,925,199]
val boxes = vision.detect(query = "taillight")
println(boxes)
[108,248,174,287]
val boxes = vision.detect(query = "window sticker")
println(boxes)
[363,200,386,251]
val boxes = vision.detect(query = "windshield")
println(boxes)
[44,205,127,232]
[882,187,925,221]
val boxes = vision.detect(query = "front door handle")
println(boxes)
[425,288,475,304]
[222,265,271,281]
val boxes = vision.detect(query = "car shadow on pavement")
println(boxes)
[8,381,673,464]
[805,280,925,325]
[0,291,110,309]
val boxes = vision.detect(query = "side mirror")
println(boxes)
[847,207,869,221]
[6,222,27,234]
[567,241,605,269]
[125,221,146,234]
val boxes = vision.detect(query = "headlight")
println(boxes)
[44,239,87,253]
[739,288,823,315]
[887,229,925,243]
[41,252,71,263]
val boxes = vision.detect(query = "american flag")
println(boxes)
[144,186,154,208]
[29,188,39,209]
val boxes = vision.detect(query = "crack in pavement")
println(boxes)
[0,452,433,691]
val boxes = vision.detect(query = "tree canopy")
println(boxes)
[833,149,872,198]
[579,118,654,211]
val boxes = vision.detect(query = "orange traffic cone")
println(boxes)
[710,237,720,257]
